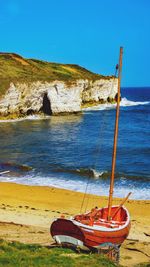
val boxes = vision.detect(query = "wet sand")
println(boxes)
[0,182,149,266]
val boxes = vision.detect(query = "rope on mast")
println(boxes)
[79,60,119,214]
[107,47,123,220]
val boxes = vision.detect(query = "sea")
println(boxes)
[0,87,149,200]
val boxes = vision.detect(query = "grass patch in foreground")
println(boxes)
[0,239,117,267]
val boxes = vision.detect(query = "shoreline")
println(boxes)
[0,179,149,201]
[0,96,149,124]
[0,182,149,266]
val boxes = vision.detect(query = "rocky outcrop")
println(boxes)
[0,78,118,117]
[82,78,118,103]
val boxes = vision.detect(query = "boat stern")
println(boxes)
[50,218,85,247]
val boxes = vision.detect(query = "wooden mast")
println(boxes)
[107,47,123,220]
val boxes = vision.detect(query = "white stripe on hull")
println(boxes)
[53,235,84,247]
[53,235,119,250]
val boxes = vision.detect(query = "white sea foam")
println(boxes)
[0,115,50,123]
[120,97,150,107]
[92,169,105,178]
[82,103,115,111]
[83,97,150,111]
[0,173,149,200]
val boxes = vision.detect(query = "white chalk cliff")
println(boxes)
[0,78,118,116]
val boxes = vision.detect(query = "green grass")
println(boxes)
[0,240,149,267]
[0,239,118,267]
[0,52,114,97]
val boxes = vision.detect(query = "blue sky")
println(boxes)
[0,0,150,86]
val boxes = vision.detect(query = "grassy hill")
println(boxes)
[0,52,112,96]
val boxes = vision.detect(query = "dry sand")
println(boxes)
[0,182,149,266]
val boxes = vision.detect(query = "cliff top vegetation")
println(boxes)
[0,52,114,96]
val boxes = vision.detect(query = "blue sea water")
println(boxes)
[0,87,149,200]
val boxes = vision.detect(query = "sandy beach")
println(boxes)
[0,182,149,266]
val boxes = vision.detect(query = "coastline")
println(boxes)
[0,182,149,266]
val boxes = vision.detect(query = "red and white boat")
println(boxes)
[51,205,130,249]
[50,47,131,251]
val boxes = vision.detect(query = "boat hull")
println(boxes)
[50,218,130,249]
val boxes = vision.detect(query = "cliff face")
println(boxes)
[0,78,117,116]
[82,78,118,103]
[0,52,118,117]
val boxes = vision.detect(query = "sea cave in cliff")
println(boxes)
[41,93,52,115]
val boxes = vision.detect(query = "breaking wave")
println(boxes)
[51,167,106,178]
[0,162,33,177]
[120,97,150,106]
[83,97,150,111]
[49,166,150,181]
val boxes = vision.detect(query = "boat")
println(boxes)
[50,47,131,254]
